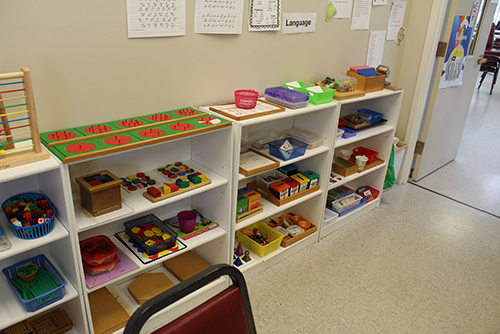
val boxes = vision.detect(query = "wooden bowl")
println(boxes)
[291,215,304,225]
[298,220,311,231]
[17,263,38,282]
[272,217,283,226]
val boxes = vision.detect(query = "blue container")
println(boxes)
[268,137,307,161]
[357,109,384,125]
[341,128,357,139]
[2,193,55,240]
[2,254,67,312]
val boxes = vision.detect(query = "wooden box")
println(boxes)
[333,158,358,177]
[76,170,122,217]
[346,71,385,93]
[280,213,317,248]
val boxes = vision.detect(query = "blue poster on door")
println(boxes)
[439,15,472,88]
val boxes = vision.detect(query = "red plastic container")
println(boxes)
[80,235,118,267]
[235,90,259,109]
[83,255,120,275]
[338,119,346,129]
[356,186,380,202]
[351,146,379,165]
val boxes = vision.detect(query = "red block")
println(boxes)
[147,187,161,198]
[166,184,179,192]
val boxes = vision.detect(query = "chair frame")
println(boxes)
[124,264,257,334]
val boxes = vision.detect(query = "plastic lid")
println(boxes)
[83,255,120,272]
[80,235,118,263]
[284,128,323,147]
[264,86,309,103]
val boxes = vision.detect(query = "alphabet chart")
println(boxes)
[127,0,186,38]
[194,0,244,34]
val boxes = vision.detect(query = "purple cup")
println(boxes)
[177,211,197,233]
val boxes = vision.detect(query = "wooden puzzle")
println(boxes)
[144,161,212,203]
[0,68,49,169]
[41,108,231,163]
[120,172,158,193]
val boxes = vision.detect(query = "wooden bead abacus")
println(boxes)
[0,68,49,169]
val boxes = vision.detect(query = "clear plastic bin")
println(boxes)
[248,129,284,150]
[283,127,323,150]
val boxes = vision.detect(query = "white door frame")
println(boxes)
[398,0,450,184]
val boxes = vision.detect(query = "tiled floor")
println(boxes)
[246,78,500,333]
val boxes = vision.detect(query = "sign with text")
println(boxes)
[282,13,317,34]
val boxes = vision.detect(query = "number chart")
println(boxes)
[0,68,49,170]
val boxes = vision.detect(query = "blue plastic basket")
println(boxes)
[268,137,307,161]
[2,254,67,312]
[341,128,357,139]
[2,193,55,239]
[357,108,384,125]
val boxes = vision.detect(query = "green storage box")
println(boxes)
[236,196,249,215]
[302,171,320,188]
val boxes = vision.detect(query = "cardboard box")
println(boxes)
[290,173,310,192]
[269,180,290,200]
[282,177,300,196]
[243,191,261,211]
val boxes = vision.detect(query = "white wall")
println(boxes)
[0,1,413,133]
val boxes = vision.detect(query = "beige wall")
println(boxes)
[1,1,415,133]
[394,0,433,140]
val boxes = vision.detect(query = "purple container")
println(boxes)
[177,211,197,233]
[265,86,309,109]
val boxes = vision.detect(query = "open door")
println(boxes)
[411,0,498,181]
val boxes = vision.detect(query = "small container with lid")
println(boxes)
[283,127,323,150]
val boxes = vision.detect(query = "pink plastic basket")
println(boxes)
[234,90,259,109]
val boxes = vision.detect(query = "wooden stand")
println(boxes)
[0,68,49,170]
[239,148,280,176]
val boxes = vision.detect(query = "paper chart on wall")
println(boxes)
[127,0,186,38]
[195,0,244,34]
[387,1,407,40]
[351,0,371,30]
[366,30,386,67]
[326,0,353,20]
[249,0,280,31]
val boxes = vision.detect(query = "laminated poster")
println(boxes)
[351,0,371,30]
[326,0,353,20]
[194,0,244,34]
[387,1,407,41]
[439,15,472,89]
[127,0,186,38]
[249,0,281,31]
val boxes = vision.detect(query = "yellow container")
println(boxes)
[236,221,284,257]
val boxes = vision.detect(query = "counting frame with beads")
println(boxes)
[0,68,49,169]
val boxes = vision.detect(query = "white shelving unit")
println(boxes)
[65,126,234,333]
[202,100,339,278]
[321,89,403,238]
[0,89,402,332]
[0,156,88,333]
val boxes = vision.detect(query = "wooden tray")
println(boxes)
[143,178,211,203]
[239,148,280,176]
[89,288,130,334]
[162,250,211,282]
[333,157,357,177]
[246,181,320,207]
[236,203,264,223]
[279,212,317,248]
[27,308,72,334]
[340,115,367,129]
[209,99,285,121]
[333,90,365,101]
